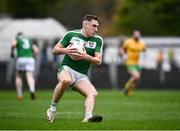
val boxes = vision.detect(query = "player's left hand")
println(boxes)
[11,53,14,58]
[70,50,87,60]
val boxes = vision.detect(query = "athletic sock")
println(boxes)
[85,112,92,120]
[125,80,133,89]
[16,86,23,97]
[29,84,35,93]
[50,102,57,112]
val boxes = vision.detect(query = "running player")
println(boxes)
[122,30,146,96]
[46,14,103,123]
[11,32,39,100]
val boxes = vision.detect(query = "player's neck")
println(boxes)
[82,29,89,38]
[133,38,139,42]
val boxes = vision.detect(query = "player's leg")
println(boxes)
[25,58,36,100]
[129,70,140,88]
[125,65,134,94]
[74,80,102,122]
[15,58,24,101]
[47,69,72,123]
[125,70,140,96]
[15,71,23,101]
[25,71,36,100]
[52,69,72,105]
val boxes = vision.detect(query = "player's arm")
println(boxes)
[53,42,77,55]
[79,37,103,65]
[83,52,102,65]
[82,37,103,65]
[10,39,17,58]
[121,40,129,63]
[32,44,39,55]
[122,40,128,54]
[143,43,147,52]
[53,32,78,55]
[67,44,103,64]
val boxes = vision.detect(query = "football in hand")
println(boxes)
[69,42,85,60]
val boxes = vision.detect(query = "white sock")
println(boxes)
[85,112,92,119]
[50,102,57,112]
[29,84,35,93]
[16,87,23,97]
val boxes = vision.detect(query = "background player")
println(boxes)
[122,30,146,96]
[11,32,39,100]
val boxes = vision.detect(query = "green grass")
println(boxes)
[0,89,180,130]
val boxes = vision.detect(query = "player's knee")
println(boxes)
[90,90,98,98]
[95,90,98,97]
[132,74,140,81]
[61,78,71,87]
[135,75,140,81]
[132,76,137,81]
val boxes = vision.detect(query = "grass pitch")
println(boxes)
[0,89,180,130]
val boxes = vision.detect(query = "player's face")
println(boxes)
[133,31,141,39]
[85,19,99,37]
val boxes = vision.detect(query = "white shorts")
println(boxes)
[16,57,35,72]
[59,65,89,85]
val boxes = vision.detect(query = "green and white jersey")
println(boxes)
[16,36,33,57]
[59,29,103,75]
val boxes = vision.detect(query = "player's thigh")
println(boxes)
[25,71,34,79]
[57,69,72,84]
[16,71,23,78]
[130,70,140,79]
[74,80,97,97]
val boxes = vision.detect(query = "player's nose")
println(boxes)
[94,27,98,32]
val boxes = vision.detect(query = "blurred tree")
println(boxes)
[50,0,117,33]
[50,0,93,29]
[4,0,57,18]
[1,0,180,36]
[115,0,180,36]
[0,0,10,17]
[0,0,117,35]
[88,0,118,35]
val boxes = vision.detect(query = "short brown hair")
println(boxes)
[83,14,99,22]
[16,32,23,38]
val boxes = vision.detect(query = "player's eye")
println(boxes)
[92,24,98,28]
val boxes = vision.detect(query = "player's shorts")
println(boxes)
[58,65,89,86]
[126,64,142,72]
[16,57,35,72]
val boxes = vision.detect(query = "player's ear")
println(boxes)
[83,20,88,27]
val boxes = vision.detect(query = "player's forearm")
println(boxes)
[10,45,16,58]
[32,45,39,55]
[53,44,67,55]
[53,47,66,55]
[11,47,14,54]
[10,48,14,56]
[84,54,102,65]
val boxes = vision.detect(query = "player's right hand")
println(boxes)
[11,53,14,58]
[66,44,78,56]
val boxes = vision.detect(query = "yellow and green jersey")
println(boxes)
[123,38,146,65]
[16,36,33,57]
[59,29,103,75]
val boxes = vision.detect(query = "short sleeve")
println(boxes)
[123,39,129,50]
[58,32,72,47]
[95,37,103,53]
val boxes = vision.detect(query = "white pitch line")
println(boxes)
[56,111,82,115]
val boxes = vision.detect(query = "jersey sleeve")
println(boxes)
[58,32,72,47]
[123,39,129,50]
[95,37,104,53]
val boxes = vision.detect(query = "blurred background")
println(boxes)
[0,0,180,90]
